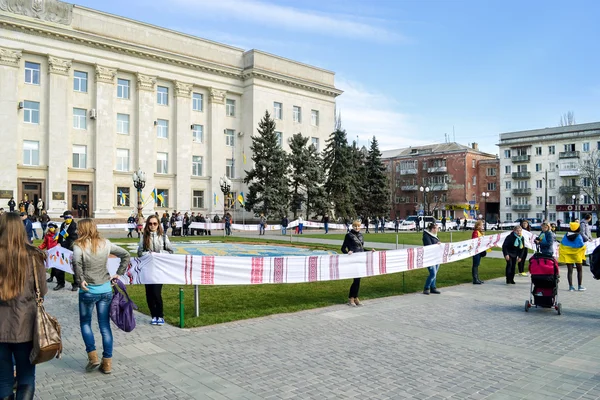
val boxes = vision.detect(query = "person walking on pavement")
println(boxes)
[281,215,288,235]
[441,216,447,232]
[502,225,524,284]
[341,220,375,306]
[138,215,173,326]
[297,216,304,234]
[535,222,556,257]
[73,219,130,374]
[258,214,266,235]
[0,212,47,400]
[54,212,79,291]
[422,222,442,294]
[394,217,400,233]
[558,221,586,292]
[323,214,329,234]
[471,220,486,284]
[364,216,370,234]
[127,214,136,238]
[39,210,50,235]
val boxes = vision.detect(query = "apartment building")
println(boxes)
[498,122,600,223]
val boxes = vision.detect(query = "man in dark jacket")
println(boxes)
[21,212,33,243]
[8,197,16,212]
[54,212,79,291]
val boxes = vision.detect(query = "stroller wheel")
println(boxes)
[524,300,530,312]
[557,303,562,315]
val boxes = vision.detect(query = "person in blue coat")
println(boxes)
[20,212,33,243]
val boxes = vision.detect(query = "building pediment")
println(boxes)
[0,0,72,25]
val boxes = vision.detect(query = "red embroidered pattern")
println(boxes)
[251,257,264,284]
[366,252,374,276]
[329,255,339,280]
[273,257,285,283]
[307,256,318,282]
[201,256,215,285]
[378,252,387,275]
[407,248,415,270]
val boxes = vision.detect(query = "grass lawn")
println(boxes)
[42,235,508,328]
[299,230,479,245]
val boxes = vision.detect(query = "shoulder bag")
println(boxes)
[110,279,138,332]
[30,263,62,364]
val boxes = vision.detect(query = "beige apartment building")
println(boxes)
[0,0,341,218]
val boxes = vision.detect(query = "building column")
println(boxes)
[47,56,72,217]
[208,88,227,215]
[174,81,192,211]
[136,73,157,215]
[0,48,21,202]
[93,65,118,218]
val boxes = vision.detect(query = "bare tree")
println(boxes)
[578,150,600,216]
[559,111,576,127]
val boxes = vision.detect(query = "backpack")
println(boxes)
[110,280,138,332]
[590,246,600,280]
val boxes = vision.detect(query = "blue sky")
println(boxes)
[71,0,600,155]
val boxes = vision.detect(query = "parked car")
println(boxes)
[402,215,436,230]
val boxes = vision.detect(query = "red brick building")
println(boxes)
[382,142,500,221]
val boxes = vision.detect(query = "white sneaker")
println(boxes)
[578,286,586,291]
[150,317,158,325]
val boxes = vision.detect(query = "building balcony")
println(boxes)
[512,188,531,195]
[430,183,448,191]
[512,171,531,179]
[400,169,417,175]
[427,166,447,173]
[511,155,530,163]
[559,186,581,195]
[559,151,580,159]
[558,167,580,177]
[512,204,531,211]
[401,185,419,191]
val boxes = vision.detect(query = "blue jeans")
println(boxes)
[324,222,328,233]
[0,341,35,398]
[424,265,440,289]
[79,291,113,358]
[282,227,287,235]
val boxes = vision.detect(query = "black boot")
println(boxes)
[16,384,35,400]
[2,394,15,400]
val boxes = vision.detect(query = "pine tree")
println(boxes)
[288,133,310,218]
[323,128,355,219]
[305,143,328,218]
[243,111,290,218]
[349,142,368,218]
[364,136,390,217]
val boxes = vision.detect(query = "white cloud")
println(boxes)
[335,78,425,150]
[170,0,404,43]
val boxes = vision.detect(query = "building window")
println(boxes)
[275,131,283,147]
[157,152,168,174]
[517,165,528,172]
[274,102,282,120]
[311,137,319,151]
[157,86,168,105]
[72,145,87,169]
[516,197,528,205]
[549,212,556,221]
[157,119,168,139]
[583,142,590,152]
[535,146,542,156]
[156,189,168,208]
[472,176,476,185]
[548,196,556,205]
[548,179,555,189]
[226,99,235,117]
[549,162,556,172]
[506,213,512,221]
[23,140,39,166]
[518,213,528,220]
[73,71,88,92]
[192,93,203,111]
[472,160,476,168]
[225,129,235,147]
[192,124,203,143]
[548,145,555,155]
[192,156,203,176]
[504,149,511,158]
[117,113,130,134]
[116,148,129,172]
[534,163,541,172]
[23,101,40,124]
[117,79,130,99]
[583,177,592,187]
[564,143,575,152]
[536,196,543,206]
[73,108,87,130]
[293,106,301,123]
[226,158,234,178]
[535,180,542,189]
[505,197,512,206]
[486,168,497,176]
[311,110,319,126]
[116,187,130,207]
[24,62,40,85]
[487,182,496,191]
[193,190,204,209]
[505,165,511,174]
[505,181,511,189]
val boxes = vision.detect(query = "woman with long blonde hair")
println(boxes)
[138,215,173,326]
[0,212,47,399]
[471,220,485,284]
[72,219,130,374]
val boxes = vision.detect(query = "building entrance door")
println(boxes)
[71,184,90,218]
[21,182,41,211]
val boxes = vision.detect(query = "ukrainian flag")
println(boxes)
[558,233,586,264]
[463,209,469,220]
[150,189,158,203]
[157,192,164,204]
[238,192,245,206]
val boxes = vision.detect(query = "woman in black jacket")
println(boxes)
[502,225,524,284]
[341,220,371,306]
[517,220,531,276]
[422,222,442,294]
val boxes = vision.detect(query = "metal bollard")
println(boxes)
[179,287,184,328]
[194,285,200,317]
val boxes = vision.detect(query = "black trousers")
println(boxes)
[55,269,79,286]
[506,256,518,282]
[517,249,528,273]
[348,278,361,298]
[145,284,164,318]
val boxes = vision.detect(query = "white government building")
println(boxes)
[0,0,341,219]
[498,122,600,224]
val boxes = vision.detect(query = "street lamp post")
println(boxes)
[419,186,430,231]
[571,193,584,222]
[481,192,490,231]
[219,176,232,215]
[132,169,146,224]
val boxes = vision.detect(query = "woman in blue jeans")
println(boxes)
[0,212,47,399]
[422,222,442,294]
[73,219,130,374]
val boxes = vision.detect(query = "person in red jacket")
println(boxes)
[471,220,486,284]
[39,222,59,251]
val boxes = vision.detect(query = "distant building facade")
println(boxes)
[0,0,341,219]
[382,142,499,221]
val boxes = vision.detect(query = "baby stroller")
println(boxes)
[524,252,562,315]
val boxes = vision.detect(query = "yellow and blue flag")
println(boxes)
[238,192,245,206]
[150,189,158,203]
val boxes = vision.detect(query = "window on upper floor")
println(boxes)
[73,71,88,93]
[504,149,511,158]
[72,145,87,169]
[157,119,168,139]
[583,142,590,152]
[225,129,235,147]
[116,149,129,172]
[25,62,40,85]
[117,79,130,99]
[23,101,40,124]
[293,106,302,123]
[275,131,283,147]
[311,110,319,126]
[192,93,203,112]
[73,108,87,130]
[564,143,575,152]
[192,124,203,143]
[192,156,203,176]
[548,145,555,155]
[226,158,234,178]
[226,99,235,117]
[311,137,319,151]
[274,102,282,120]
[193,190,205,209]
[486,167,497,176]
[535,146,542,156]
[156,152,168,174]
[117,114,130,134]
[23,140,39,166]
[157,86,168,105]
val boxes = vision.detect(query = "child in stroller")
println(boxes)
[525,252,562,315]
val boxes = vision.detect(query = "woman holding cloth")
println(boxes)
[341,220,375,306]
[471,220,485,284]
[138,215,174,325]
[502,225,524,284]
[422,222,442,294]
